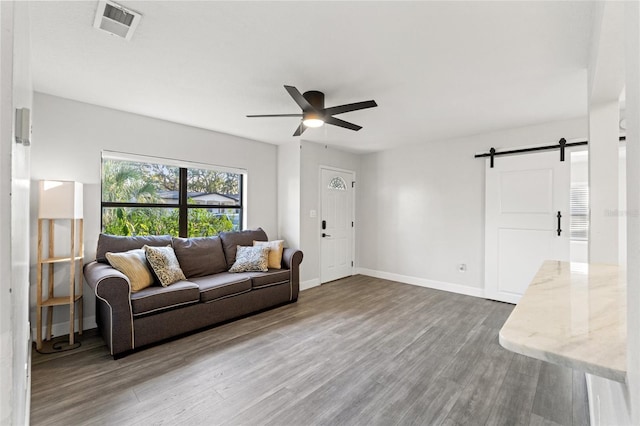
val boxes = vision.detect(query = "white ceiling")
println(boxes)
[29,1,595,153]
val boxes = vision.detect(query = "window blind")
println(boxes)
[570,184,589,241]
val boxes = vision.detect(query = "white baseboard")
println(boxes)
[300,278,321,291]
[31,315,97,342]
[586,373,631,426]
[355,268,484,298]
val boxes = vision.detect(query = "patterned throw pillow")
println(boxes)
[143,245,186,287]
[253,240,284,269]
[229,245,270,273]
[105,248,154,292]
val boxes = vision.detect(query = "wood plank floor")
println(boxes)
[30,275,590,426]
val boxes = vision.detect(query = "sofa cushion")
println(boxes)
[248,269,291,289]
[105,249,154,292]
[190,273,252,303]
[96,234,173,264]
[229,245,270,273]
[172,236,227,278]
[219,228,268,269]
[144,245,186,287]
[253,240,284,269]
[130,281,200,316]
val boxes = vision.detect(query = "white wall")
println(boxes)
[0,5,14,420]
[299,141,360,287]
[588,101,619,264]
[624,2,640,424]
[30,93,279,334]
[277,140,301,250]
[1,1,33,424]
[583,2,634,424]
[358,117,587,296]
[618,144,626,266]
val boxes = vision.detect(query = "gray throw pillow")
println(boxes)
[229,245,270,273]
[143,245,186,287]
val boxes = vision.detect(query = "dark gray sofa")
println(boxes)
[83,228,303,357]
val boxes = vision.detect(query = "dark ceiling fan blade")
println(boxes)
[246,114,303,117]
[284,85,316,112]
[324,116,362,131]
[323,100,377,116]
[293,122,306,137]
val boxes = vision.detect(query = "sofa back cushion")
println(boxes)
[172,236,227,278]
[219,228,268,269]
[96,234,173,263]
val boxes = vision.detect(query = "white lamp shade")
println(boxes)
[38,180,83,219]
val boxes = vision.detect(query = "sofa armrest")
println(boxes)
[282,248,303,301]
[83,261,134,356]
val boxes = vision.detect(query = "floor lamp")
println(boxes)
[36,180,84,352]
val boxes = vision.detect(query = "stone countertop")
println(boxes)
[499,260,626,383]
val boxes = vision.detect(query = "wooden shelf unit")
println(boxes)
[36,218,84,350]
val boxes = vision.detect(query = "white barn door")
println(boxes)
[320,167,354,283]
[485,151,570,304]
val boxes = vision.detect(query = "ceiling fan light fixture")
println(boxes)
[303,118,324,128]
[302,110,324,128]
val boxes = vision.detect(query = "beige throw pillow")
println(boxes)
[253,240,284,269]
[143,245,186,287]
[105,249,154,292]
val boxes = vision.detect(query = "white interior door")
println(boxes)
[320,167,354,283]
[485,151,570,304]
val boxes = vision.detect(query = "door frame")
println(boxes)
[319,165,356,284]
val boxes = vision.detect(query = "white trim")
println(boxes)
[132,300,198,317]
[356,268,484,298]
[102,149,247,175]
[586,373,632,426]
[252,280,289,290]
[318,164,357,175]
[31,315,97,343]
[131,286,198,300]
[300,278,321,291]
[586,373,597,426]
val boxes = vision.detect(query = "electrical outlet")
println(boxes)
[458,263,467,273]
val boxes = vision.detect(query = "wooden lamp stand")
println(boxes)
[36,181,84,352]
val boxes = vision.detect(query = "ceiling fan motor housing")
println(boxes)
[303,91,325,110]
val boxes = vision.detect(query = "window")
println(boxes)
[328,176,347,191]
[570,183,589,241]
[101,153,243,237]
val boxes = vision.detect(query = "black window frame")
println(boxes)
[101,156,244,238]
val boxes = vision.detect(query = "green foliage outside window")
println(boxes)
[101,158,241,237]
[187,209,234,237]
[102,207,180,236]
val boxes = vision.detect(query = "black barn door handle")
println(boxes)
[557,211,562,236]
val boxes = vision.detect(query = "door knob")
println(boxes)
[322,233,331,238]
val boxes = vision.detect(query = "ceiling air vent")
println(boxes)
[93,0,141,41]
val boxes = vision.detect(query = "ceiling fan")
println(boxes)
[247,85,378,136]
